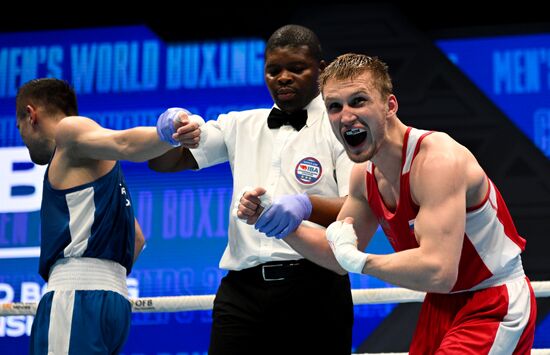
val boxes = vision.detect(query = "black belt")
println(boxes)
[232,260,306,282]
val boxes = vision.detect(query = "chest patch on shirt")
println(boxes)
[295,157,322,185]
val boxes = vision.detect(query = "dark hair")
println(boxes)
[265,24,322,62]
[16,78,78,118]
[319,53,393,99]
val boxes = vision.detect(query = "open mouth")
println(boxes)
[344,128,368,147]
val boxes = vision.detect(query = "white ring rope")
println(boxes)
[1,280,549,315]
[2,281,549,353]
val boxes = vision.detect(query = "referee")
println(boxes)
[149,24,354,355]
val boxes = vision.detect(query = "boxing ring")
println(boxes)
[2,281,550,353]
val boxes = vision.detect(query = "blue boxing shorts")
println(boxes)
[29,258,131,355]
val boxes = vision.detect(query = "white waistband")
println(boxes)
[455,255,525,293]
[46,257,128,298]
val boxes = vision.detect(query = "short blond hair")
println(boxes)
[319,53,393,99]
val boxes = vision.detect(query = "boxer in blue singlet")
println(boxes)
[15,78,201,354]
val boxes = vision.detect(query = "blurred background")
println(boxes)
[1,2,549,354]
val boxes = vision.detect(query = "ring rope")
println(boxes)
[1,281,549,315]
[2,281,549,353]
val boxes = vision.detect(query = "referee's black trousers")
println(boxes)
[208,259,353,355]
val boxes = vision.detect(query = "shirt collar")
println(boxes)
[271,94,325,128]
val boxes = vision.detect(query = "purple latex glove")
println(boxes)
[156,107,189,146]
[255,193,312,239]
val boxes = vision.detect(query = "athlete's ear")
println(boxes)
[387,95,398,116]
[26,105,38,126]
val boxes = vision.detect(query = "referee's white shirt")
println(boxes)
[190,95,354,270]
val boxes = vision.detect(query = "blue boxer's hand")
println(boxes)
[156,107,190,146]
[255,193,312,239]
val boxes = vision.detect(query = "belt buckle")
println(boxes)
[262,264,285,281]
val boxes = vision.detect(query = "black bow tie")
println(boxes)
[267,108,308,131]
